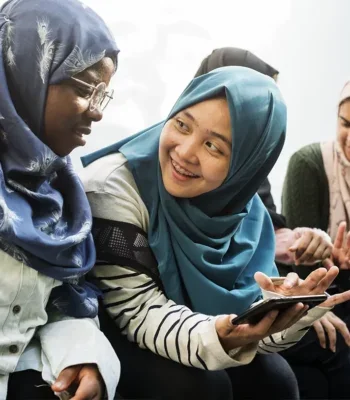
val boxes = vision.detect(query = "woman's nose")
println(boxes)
[86,105,103,122]
[176,138,199,164]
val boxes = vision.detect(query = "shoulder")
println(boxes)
[289,143,324,171]
[290,142,322,163]
[80,153,149,229]
[80,152,137,195]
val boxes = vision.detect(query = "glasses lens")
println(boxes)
[101,89,114,111]
[90,82,106,112]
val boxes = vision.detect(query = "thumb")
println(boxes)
[289,237,302,252]
[254,271,274,292]
[52,365,82,392]
[215,314,236,334]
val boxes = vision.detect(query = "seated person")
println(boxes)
[0,0,120,398]
[281,80,350,399]
[195,46,350,400]
[81,66,349,400]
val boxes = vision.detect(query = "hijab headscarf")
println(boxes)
[83,67,286,315]
[322,81,350,241]
[0,0,119,317]
[194,47,285,229]
[194,47,279,79]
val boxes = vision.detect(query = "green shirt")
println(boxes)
[281,143,330,280]
[282,142,329,233]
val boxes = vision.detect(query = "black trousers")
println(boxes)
[99,308,299,400]
[281,302,350,399]
[7,369,56,399]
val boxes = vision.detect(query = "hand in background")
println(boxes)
[275,227,332,266]
[313,311,350,352]
[289,228,332,265]
[323,222,350,270]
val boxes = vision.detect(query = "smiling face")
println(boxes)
[337,99,350,161]
[43,56,115,157]
[159,97,232,198]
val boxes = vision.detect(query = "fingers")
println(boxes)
[303,267,338,294]
[254,272,275,292]
[311,242,331,264]
[216,314,237,336]
[301,268,328,292]
[215,312,279,353]
[52,365,82,392]
[344,232,350,266]
[322,258,335,270]
[282,272,300,289]
[334,222,346,249]
[321,317,337,352]
[328,312,350,347]
[289,231,313,257]
[295,235,322,265]
[321,289,350,308]
[250,310,280,335]
[320,246,332,261]
[70,374,101,400]
[269,303,308,333]
[283,304,309,328]
[315,266,339,293]
[313,320,327,349]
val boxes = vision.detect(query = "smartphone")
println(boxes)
[231,294,328,325]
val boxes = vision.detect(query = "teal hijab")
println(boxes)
[82,66,287,315]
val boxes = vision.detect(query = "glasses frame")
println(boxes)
[70,76,114,112]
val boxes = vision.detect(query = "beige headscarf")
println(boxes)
[321,81,350,241]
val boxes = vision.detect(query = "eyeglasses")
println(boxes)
[70,77,114,112]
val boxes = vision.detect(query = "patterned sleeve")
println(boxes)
[82,159,328,370]
[90,260,329,367]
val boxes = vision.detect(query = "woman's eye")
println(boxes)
[176,119,188,131]
[206,141,222,154]
[73,85,93,99]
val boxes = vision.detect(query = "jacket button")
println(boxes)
[9,345,18,354]
[13,305,21,314]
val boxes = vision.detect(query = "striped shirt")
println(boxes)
[81,152,329,370]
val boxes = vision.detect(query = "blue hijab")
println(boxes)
[83,67,286,315]
[0,0,119,317]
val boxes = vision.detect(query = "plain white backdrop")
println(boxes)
[2,0,350,209]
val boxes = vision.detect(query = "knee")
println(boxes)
[259,354,299,399]
[170,368,232,400]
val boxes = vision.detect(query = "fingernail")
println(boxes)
[53,381,63,390]
[284,280,293,288]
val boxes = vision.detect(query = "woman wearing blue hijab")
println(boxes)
[0,0,120,398]
[81,67,349,399]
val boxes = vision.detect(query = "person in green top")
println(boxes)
[282,81,350,399]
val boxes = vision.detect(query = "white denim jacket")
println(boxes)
[0,250,120,400]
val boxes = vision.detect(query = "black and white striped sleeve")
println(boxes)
[91,264,258,370]
[257,290,331,354]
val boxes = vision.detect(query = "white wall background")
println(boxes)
[3,0,350,210]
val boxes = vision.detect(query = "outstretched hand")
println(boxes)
[255,267,350,309]
[323,222,350,270]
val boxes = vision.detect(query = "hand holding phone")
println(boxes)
[215,301,308,353]
[231,294,327,325]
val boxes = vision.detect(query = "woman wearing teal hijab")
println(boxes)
[81,67,348,399]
